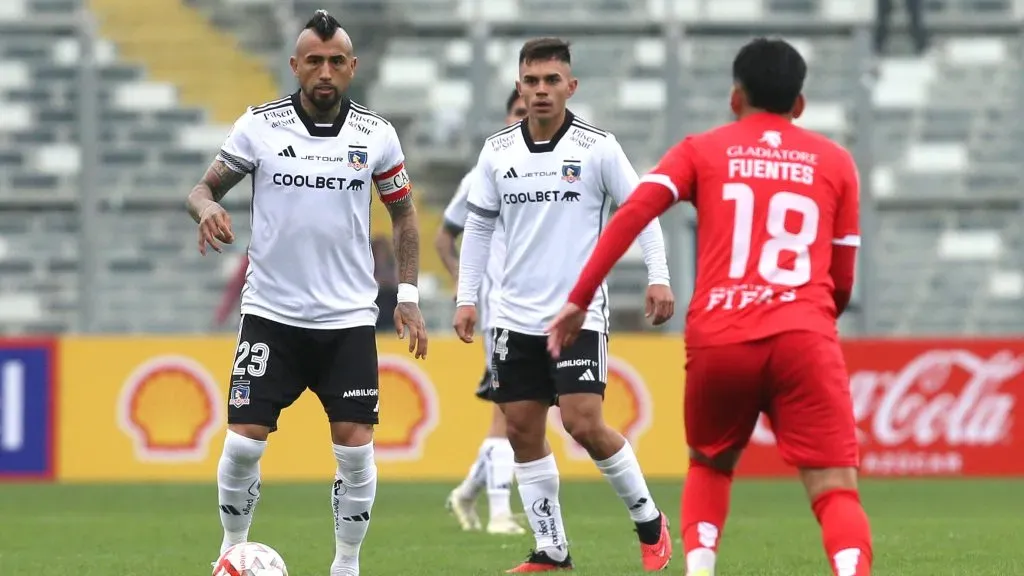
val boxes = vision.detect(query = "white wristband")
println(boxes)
[397,283,419,304]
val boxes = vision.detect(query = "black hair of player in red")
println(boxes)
[304,9,341,42]
[732,37,807,114]
[519,38,571,65]
[506,88,521,113]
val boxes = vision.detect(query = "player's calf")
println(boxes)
[331,424,378,576]
[681,449,741,576]
[560,394,671,570]
[801,467,873,576]
[503,401,570,564]
[217,429,268,556]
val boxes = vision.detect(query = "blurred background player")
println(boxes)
[187,11,428,576]
[549,37,872,576]
[453,38,676,573]
[437,88,529,536]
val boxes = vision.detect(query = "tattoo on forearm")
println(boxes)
[395,224,420,285]
[205,160,245,202]
[387,197,420,285]
[187,160,246,222]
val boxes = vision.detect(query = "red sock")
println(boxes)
[812,489,873,576]
[681,460,732,555]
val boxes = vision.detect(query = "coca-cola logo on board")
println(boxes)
[751,349,1024,448]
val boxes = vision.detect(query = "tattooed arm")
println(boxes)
[186,159,246,223]
[188,158,247,255]
[384,194,427,358]
[385,195,420,285]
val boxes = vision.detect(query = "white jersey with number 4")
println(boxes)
[217,92,412,329]
[456,110,670,335]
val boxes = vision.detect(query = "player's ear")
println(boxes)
[566,77,578,98]
[289,55,299,77]
[791,93,806,120]
[349,55,358,77]
[729,85,743,117]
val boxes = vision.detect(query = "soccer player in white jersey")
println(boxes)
[437,88,528,536]
[453,38,676,573]
[185,11,427,576]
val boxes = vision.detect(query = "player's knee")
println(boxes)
[689,447,741,473]
[228,423,271,443]
[502,404,546,454]
[505,417,543,450]
[799,466,858,501]
[561,415,603,450]
[222,429,267,466]
[334,441,376,486]
[487,404,508,438]
[331,422,374,447]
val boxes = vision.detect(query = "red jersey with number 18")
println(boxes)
[654,113,860,347]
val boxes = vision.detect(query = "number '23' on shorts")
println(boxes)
[489,327,607,404]
[226,314,379,431]
[685,330,859,468]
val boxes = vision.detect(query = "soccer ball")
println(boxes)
[212,542,288,576]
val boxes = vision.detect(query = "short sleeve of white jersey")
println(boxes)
[217,110,258,175]
[442,167,474,231]
[371,123,412,205]
[467,149,500,218]
[599,134,641,205]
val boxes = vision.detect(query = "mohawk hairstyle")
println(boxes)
[519,37,571,65]
[505,88,521,113]
[304,9,341,42]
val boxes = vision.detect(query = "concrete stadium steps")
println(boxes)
[87,0,277,124]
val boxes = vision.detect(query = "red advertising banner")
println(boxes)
[738,339,1024,477]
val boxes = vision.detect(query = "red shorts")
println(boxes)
[684,330,858,468]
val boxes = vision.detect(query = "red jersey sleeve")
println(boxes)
[638,136,698,203]
[832,150,860,248]
[565,139,696,308]
[829,150,861,315]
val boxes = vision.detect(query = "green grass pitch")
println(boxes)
[1,479,1021,574]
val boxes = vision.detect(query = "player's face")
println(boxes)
[505,97,527,125]
[291,31,357,112]
[516,59,577,121]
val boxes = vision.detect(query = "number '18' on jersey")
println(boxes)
[646,113,860,347]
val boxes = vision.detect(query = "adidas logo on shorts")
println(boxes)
[578,368,596,382]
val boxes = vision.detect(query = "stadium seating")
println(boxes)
[0,0,1021,334]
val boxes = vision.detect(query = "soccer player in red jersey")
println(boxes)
[546,38,872,576]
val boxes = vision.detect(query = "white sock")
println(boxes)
[686,547,717,575]
[515,454,568,561]
[331,442,377,575]
[594,441,659,523]
[486,438,515,520]
[217,430,267,556]
[454,439,491,501]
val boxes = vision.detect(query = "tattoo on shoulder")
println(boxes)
[204,160,245,202]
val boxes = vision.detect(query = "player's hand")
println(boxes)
[394,302,428,359]
[453,305,477,343]
[198,203,234,255]
[546,303,586,359]
[645,284,675,326]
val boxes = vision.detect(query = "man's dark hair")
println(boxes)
[732,37,806,114]
[505,88,521,113]
[304,9,341,42]
[519,38,571,65]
